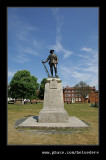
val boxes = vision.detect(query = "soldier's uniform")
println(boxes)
[43,50,58,77]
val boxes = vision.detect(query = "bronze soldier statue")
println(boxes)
[42,50,59,77]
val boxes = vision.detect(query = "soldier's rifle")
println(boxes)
[41,60,50,77]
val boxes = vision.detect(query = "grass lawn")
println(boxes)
[8,103,99,145]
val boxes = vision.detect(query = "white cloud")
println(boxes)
[60,64,98,88]
[63,50,73,59]
[8,71,15,77]
[59,47,98,89]
[17,31,27,41]
[15,53,30,63]
[22,47,38,56]
[16,26,38,41]
[60,65,91,81]
[51,8,64,34]
[49,9,73,59]
[81,47,93,52]
[50,39,73,59]
[49,36,62,52]
[8,13,41,63]
[51,8,59,16]
[73,65,98,73]
[14,46,38,63]
[26,26,38,31]
[33,39,44,49]
[81,47,97,54]
[79,54,89,58]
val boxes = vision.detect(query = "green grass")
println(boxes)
[65,103,98,118]
[8,103,99,145]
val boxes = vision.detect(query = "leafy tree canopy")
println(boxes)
[38,78,47,100]
[74,81,91,102]
[8,70,39,99]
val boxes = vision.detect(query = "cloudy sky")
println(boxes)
[8,7,98,89]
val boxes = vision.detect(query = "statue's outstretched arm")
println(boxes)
[42,56,49,63]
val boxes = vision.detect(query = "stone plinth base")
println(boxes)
[15,116,89,129]
[39,110,69,123]
[38,78,69,123]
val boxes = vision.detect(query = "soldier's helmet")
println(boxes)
[50,49,54,53]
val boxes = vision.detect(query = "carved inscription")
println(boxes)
[50,79,57,89]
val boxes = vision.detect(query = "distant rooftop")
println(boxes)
[64,86,96,90]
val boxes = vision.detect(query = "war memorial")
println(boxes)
[15,50,88,129]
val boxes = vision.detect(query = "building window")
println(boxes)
[72,94,74,97]
[76,98,78,101]
[75,94,79,97]
[66,94,71,97]
[79,98,81,101]
[65,98,71,101]
[86,94,89,98]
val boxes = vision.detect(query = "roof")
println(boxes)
[63,86,96,90]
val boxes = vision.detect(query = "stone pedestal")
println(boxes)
[38,78,69,123]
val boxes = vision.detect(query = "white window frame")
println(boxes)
[76,98,78,101]
[79,98,81,101]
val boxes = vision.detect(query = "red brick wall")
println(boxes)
[63,86,98,103]
[89,92,98,103]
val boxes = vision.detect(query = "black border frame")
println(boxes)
[0,0,104,159]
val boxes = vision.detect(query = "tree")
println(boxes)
[74,81,91,103]
[38,78,47,100]
[9,70,39,100]
[8,84,11,98]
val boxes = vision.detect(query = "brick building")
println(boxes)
[63,86,98,104]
